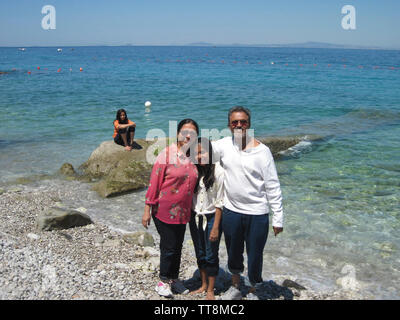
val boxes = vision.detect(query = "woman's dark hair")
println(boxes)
[177,119,199,157]
[194,137,215,193]
[177,118,199,135]
[115,109,128,124]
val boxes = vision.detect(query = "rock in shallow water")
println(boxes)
[59,163,76,177]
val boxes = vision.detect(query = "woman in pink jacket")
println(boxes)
[142,119,199,298]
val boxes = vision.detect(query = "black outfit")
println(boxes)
[153,216,186,281]
[114,126,136,146]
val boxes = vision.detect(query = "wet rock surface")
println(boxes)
[76,136,313,198]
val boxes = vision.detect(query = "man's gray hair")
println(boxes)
[228,106,251,127]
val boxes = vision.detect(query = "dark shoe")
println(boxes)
[131,141,143,150]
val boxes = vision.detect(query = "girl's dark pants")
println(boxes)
[189,211,222,277]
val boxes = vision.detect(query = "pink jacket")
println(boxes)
[145,144,198,224]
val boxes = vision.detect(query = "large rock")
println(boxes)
[91,160,153,197]
[79,139,167,198]
[80,139,166,179]
[36,207,93,231]
[79,135,319,198]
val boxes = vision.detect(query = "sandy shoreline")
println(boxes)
[0,181,367,300]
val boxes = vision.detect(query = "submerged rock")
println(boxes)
[336,264,361,291]
[258,135,323,159]
[8,186,23,193]
[258,136,302,157]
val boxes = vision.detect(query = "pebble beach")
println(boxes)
[0,180,369,300]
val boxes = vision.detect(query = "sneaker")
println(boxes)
[219,286,242,300]
[171,279,189,295]
[155,281,173,298]
[246,292,259,300]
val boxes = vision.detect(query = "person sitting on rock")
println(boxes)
[113,108,136,151]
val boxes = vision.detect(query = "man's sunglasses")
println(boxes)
[231,119,249,127]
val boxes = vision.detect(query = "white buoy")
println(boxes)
[145,101,152,108]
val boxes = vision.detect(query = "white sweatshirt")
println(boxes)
[212,136,284,228]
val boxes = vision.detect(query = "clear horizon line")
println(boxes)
[1,41,400,50]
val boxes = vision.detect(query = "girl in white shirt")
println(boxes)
[189,137,224,300]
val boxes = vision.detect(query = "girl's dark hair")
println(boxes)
[115,109,128,124]
[194,137,216,193]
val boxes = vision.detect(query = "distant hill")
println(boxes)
[186,42,216,47]
[267,41,382,50]
[186,41,385,50]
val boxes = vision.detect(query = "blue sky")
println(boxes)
[0,0,399,48]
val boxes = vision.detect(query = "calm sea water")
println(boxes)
[0,46,399,299]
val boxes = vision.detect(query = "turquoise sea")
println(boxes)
[1,46,399,299]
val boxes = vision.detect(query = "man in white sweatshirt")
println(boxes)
[212,106,283,300]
